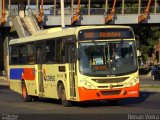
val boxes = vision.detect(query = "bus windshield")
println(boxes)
[79,40,138,76]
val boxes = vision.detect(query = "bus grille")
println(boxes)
[92,77,129,83]
[101,90,121,96]
[98,84,123,88]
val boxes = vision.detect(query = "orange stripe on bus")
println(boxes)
[78,83,139,101]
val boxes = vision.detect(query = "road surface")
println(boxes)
[0,76,160,120]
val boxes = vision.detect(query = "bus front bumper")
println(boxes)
[78,83,139,101]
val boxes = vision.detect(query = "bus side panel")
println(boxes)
[9,66,37,96]
[42,64,76,100]
[23,66,37,96]
[9,67,23,94]
[24,80,37,96]
[9,81,22,94]
[42,64,60,99]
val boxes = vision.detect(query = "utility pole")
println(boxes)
[61,0,65,28]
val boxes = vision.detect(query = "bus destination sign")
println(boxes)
[78,28,134,40]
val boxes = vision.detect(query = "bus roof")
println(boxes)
[9,25,132,45]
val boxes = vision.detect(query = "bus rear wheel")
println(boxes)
[21,81,32,102]
[58,83,72,107]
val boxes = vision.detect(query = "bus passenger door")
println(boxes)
[67,43,76,99]
[36,41,45,95]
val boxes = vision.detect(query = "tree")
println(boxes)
[133,25,160,62]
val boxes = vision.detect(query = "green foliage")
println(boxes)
[124,3,138,7]
[133,25,160,61]
[140,45,148,61]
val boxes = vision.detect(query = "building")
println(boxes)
[0,0,160,75]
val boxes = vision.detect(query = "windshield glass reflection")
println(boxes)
[79,41,137,76]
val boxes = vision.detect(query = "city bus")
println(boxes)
[8,26,139,107]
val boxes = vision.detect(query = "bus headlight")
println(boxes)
[134,77,139,83]
[126,77,138,87]
[129,83,133,87]
[83,81,96,89]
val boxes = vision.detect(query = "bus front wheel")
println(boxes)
[21,81,32,102]
[58,83,72,107]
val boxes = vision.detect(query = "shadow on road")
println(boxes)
[0,85,9,90]
[31,91,152,107]
[22,92,153,107]
[0,85,156,107]
[73,92,156,107]
[35,98,61,105]
[119,92,155,105]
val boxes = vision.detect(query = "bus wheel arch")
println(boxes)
[21,80,32,102]
[57,81,72,107]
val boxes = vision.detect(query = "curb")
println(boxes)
[0,76,4,79]
[140,88,160,92]
[0,83,9,86]
[0,77,9,86]
[0,82,9,86]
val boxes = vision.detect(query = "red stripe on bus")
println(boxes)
[78,83,139,101]
[24,68,35,80]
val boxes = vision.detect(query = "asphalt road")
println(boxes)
[0,76,160,120]
[0,85,160,114]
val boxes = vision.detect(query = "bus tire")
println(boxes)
[58,83,72,107]
[108,100,119,105]
[21,81,32,102]
[32,96,38,102]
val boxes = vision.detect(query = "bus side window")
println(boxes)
[10,45,19,65]
[56,38,65,63]
[27,43,35,64]
[19,44,27,64]
[45,40,55,63]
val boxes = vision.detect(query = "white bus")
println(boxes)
[8,26,139,106]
